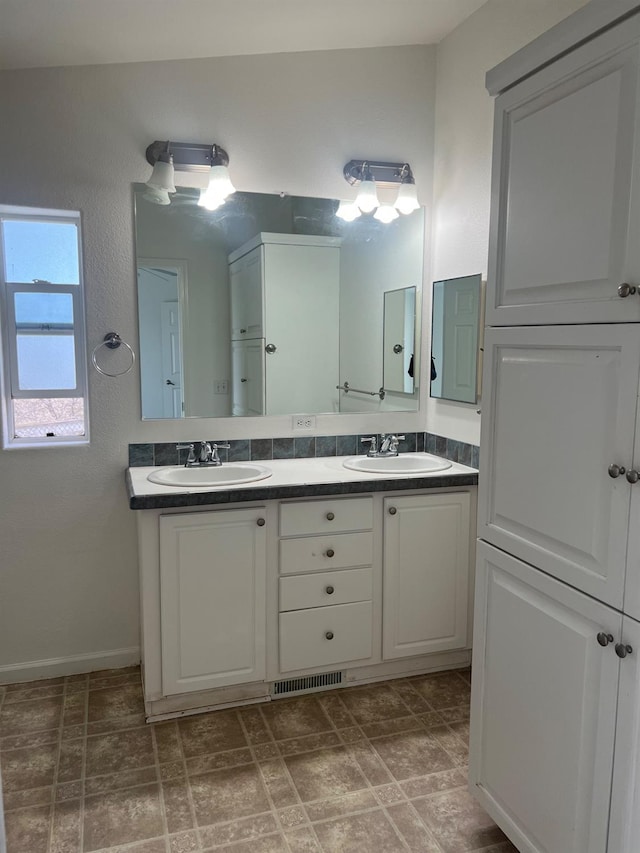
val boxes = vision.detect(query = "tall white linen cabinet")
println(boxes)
[469,3,640,853]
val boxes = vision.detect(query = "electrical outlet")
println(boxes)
[292,414,316,430]
[213,380,228,394]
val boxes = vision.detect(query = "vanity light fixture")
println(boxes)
[335,200,362,222]
[342,159,420,221]
[144,140,232,207]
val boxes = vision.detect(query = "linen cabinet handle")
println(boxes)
[388,506,397,515]
[325,631,334,640]
[256,518,266,526]
[326,512,335,521]
[626,469,639,484]
[617,282,637,297]
[597,632,614,647]
[615,643,633,659]
[608,464,626,478]
[325,585,335,595]
[325,549,335,558]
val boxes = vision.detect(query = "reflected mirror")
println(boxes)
[430,273,481,404]
[134,186,423,418]
[383,287,416,395]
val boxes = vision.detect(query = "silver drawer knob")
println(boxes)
[626,469,639,484]
[325,631,334,640]
[240,328,247,333]
[597,632,613,647]
[388,506,397,515]
[325,585,335,595]
[618,282,637,297]
[616,643,633,658]
[265,343,277,354]
[256,518,266,527]
[326,512,335,521]
[325,548,335,558]
[608,464,626,478]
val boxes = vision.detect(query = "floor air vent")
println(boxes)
[272,671,343,697]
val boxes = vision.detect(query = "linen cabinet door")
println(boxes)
[160,508,267,695]
[383,492,470,660]
[607,616,640,853]
[469,542,621,853]
[478,324,640,610]
[230,247,263,339]
[487,17,640,326]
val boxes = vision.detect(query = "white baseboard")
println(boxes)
[0,646,140,685]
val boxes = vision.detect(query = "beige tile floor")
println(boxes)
[0,666,519,853]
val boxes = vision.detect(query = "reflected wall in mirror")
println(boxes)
[134,186,423,418]
[430,273,481,404]
[383,287,415,394]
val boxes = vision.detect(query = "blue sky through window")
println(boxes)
[3,220,79,284]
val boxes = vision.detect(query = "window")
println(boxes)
[0,206,89,446]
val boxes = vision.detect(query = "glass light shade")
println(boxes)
[374,204,400,223]
[355,179,379,213]
[197,189,225,211]
[142,185,171,205]
[394,182,420,214]
[206,164,235,200]
[335,200,362,222]
[145,156,176,194]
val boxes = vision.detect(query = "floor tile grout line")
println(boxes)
[46,679,71,851]
[149,726,171,853]
[78,682,89,853]
[173,717,206,852]
[384,798,447,853]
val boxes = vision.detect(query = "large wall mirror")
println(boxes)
[134,186,424,419]
[430,273,481,404]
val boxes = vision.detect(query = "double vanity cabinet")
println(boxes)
[129,459,476,720]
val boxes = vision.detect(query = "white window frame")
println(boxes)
[0,205,90,448]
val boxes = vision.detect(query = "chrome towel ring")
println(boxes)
[91,332,136,377]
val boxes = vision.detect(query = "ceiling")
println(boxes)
[0,0,488,71]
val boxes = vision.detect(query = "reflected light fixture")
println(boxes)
[342,159,420,223]
[144,140,233,208]
[336,200,362,222]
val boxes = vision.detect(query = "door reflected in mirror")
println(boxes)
[383,287,416,395]
[134,186,423,419]
[431,274,481,404]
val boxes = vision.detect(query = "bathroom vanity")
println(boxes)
[127,455,477,720]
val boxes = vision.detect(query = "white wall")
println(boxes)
[427,0,590,445]
[0,45,436,677]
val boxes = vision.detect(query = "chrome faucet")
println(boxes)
[361,434,405,458]
[361,436,378,457]
[176,441,230,467]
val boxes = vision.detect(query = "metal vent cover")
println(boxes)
[272,671,343,697]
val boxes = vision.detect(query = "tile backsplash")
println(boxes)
[129,432,479,468]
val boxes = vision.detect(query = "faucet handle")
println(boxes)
[361,436,378,456]
[212,442,231,450]
[176,443,196,465]
[389,434,405,452]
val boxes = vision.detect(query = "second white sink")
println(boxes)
[147,463,272,488]
[342,453,452,474]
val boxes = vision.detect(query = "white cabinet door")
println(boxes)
[382,492,470,660]
[469,542,621,853]
[160,508,267,695]
[487,17,640,326]
[231,339,265,416]
[478,324,640,609]
[230,247,264,339]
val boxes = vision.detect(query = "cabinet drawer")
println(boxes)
[279,601,373,672]
[279,531,373,575]
[280,568,372,611]
[280,497,373,536]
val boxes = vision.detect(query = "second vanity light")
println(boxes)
[143,140,235,208]
[337,159,420,223]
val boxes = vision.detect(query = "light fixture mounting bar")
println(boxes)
[343,159,413,188]
[145,140,229,173]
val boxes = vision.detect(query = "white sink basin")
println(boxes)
[147,463,272,488]
[342,453,452,474]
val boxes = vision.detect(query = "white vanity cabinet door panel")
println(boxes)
[469,542,621,853]
[478,324,640,609]
[487,18,640,326]
[230,248,264,339]
[383,492,470,660]
[607,615,640,853]
[160,508,267,696]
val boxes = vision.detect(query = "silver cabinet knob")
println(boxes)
[325,585,335,595]
[240,378,247,383]
[326,512,335,521]
[618,282,637,297]
[626,469,640,484]
[616,643,633,658]
[597,632,614,647]
[257,518,266,527]
[388,506,397,515]
[325,631,334,640]
[265,343,277,354]
[608,464,626,478]
[240,328,247,334]
[325,548,335,558]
